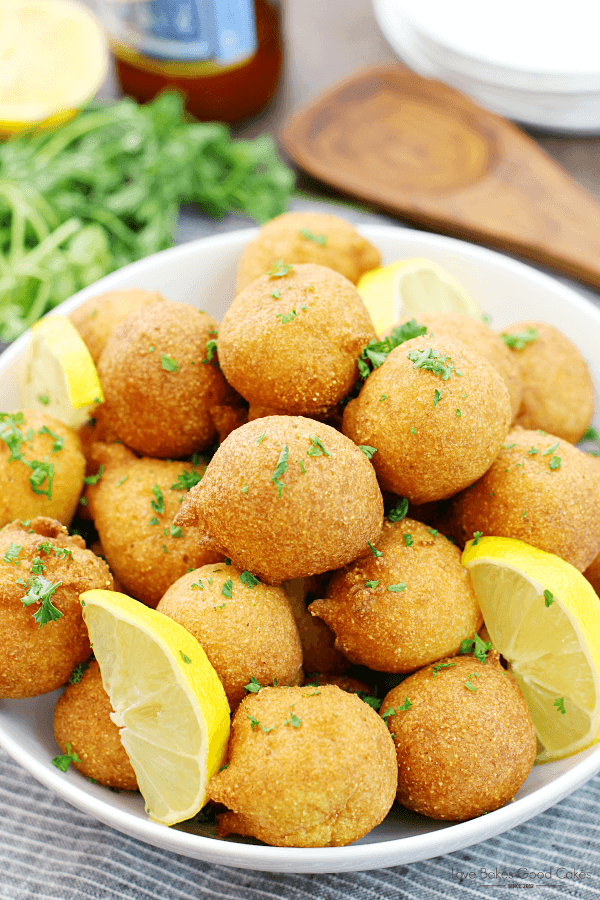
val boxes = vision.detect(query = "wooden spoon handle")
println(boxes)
[280,66,600,289]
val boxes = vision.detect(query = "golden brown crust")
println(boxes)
[309,519,482,673]
[157,564,303,710]
[86,452,222,608]
[0,518,113,698]
[383,653,536,820]
[219,264,377,417]
[502,321,594,443]
[405,313,522,422]
[446,427,600,570]
[69,289,166,365]
[342,336,512,504]
[207,685,397,847]
[53,660,138,790]
[97,302,229,458]
[175,417,384,584]
[235,212,381,293]
[0,410,85,528]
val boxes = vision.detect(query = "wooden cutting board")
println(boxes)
[279,65,600,289]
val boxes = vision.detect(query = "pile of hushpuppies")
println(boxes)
[2,211,600,848]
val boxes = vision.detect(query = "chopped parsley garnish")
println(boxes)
[307,435,330,457]
[472,531,483,545]
[19,575,63,626]
[427,528,438,537]
[241,484,248,493]
[161,353,180,373]
[83,464,104,485]
[30,556,46,575]
[299,228,326,245]
[410,426,416,435]
[285,712,302,728]
[367,541,382,558]
[359,445,377,459]
[244,677,262,693]
[456,408,461,418]
[464,673,480,692]
[267,259,292,278]
[396,697,412,711]
[549,455,562,470]
[170,525,183,538]
[191,579,204,590]
[179,651,192,664]
[69,660,89,684]
[256,430,267,445]
[527,446,539,455]
[432,661,456,676]
[271,445,289,498]
[500,327,538,349]
[149,517,159,526]
[247,713,274,733]
[240,570,260,588]
[542,442,560,457]
[4,543,22,565]
[79,496,88,507]
[271,289,280,299]
[388,497,409,522]
[554,697,566,715]
[357,693,382,710]
[37,542,73,561]
[460,633,492,663]
[407,346,457,380]
[150,484,164,515]
[298,460,306,475]
[38,425,64,453]
[221,578,233,599]
[364,579,380,589]
[358,320,427,378]
[403,533,413,548]
[381,707,395,719]
[28,460,54,498]
[544,589,554,607]
[116,475,129,487]
[433,389,443,408]
[203,338,219,366]
[276,309,297,324]
[387,583,407,592]
[379,394,388,402]
[51,743,80,772]
[37,394,50,405]
[170,468,203,491]
[0,412,27,460]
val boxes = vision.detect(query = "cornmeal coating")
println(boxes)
[97,302,229,458]
[53,660,138,790]
[383,652,536,820]
[342,336,512,504]
[157,564,303,710]
[502,321,594,443]
[446,427,600,571]
[85,446,221,608]
[406,313,522,422]
[283,577,350,675]
[309,518,482,673]
[69,289,166,364]
[218,263,376,418]
[207,685,397,847]
[235,212,381,293]
[175,417,384,584]
[0,518,113,698]
[0,410,85,528]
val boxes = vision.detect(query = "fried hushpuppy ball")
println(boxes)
[0,518,113,698]
[157,564,303,710]
[309,519,482,673]
[53,661,138,790]
[302,672,375,697]
[97,302,230,458]
[235,212,381,293]
[283,577,350,675]
[342,336,512,504]
[402,313,522,422]
[218,264,377,418]
[501,321,594,443]
[85,446,221,608]
[69,289,166,364]
[0,410,85,528]
[383,652,536,820]
[446,427,600,571]
[175,417,384,584]
[207,685,397,847]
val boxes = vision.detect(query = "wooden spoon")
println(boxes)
[280,65,600,289]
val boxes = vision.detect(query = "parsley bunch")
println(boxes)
[0,91,294,341]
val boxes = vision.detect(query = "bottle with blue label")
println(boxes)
[98,0,282,122]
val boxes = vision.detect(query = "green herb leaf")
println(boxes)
[357,692,382,710]
[459,633,492,664]
[51,742,80,772]
[179,651,192,664]
[83,464,104,485]
[276,309,297,324]
[501,327,538,349]
[267,260,292,278]
[387,583,407,592]
[3,543,22,565]
[38,425,64,453]
[464,673,480,692]
[367,541,382,558]
[307,435,330,457]
[28,460,54,498]
[170,525,183,538]
[221,578,233,599]
[542,442,560,457]
[240,570,260,588]
[299,228,326,245]
[403,533,413,547]
[396,697,412,711]
[170,468,203,491]
[388,497,409,522]
[244,677,262,693]
[256,430,267,445]
[150,484,164,515]
[407,346,457,380]
[271,445,289,498]
[549,456,562,470]
[161,353,180,373]
[69,660,89,684]
[544,589,554,607]
[554,697,566,715]
[20,575,63,626]
[472,531,483,545]
[364,579,380,589]
[359,445,377,459]
[432,661,456,677]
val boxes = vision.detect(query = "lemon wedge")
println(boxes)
[81,589,230,825]
[357,257,483,336]
[20,314,104,428]
[462,536,600,763]
[0,0,108,135]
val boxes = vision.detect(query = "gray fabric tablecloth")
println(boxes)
[1,197,600,899]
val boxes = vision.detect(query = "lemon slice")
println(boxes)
[20,314,104,428]
[0,0,108,134]
[357,257,483,335]
[81,589,230,825]
[462,536,600,763]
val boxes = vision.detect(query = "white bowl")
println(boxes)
[1,224,600,873]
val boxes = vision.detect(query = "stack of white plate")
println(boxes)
[373,0,600,133]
